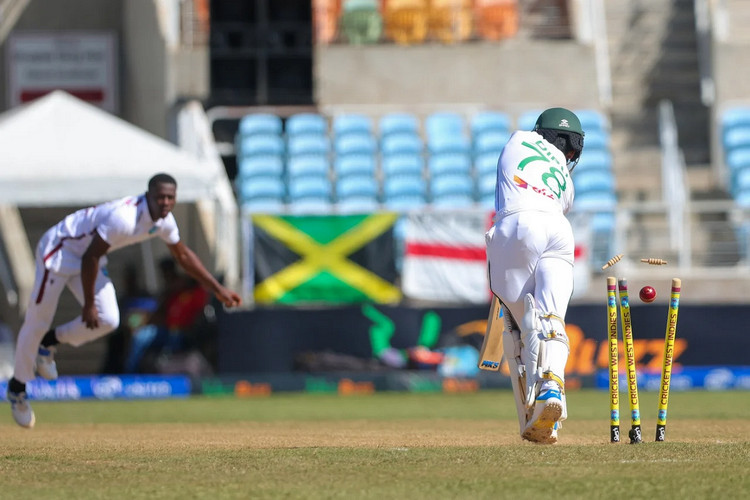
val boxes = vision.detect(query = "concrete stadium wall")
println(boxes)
[314,40,601,114]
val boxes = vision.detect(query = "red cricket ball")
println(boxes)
[639,285,657,303]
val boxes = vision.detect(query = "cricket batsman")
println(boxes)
[485,108,585,443]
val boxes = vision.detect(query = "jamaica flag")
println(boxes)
[252,213,402,304]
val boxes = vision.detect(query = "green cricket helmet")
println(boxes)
[533,107,585,171]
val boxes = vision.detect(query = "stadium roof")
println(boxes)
[0,90,221,206]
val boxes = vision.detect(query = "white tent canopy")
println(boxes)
[0,90,222,205]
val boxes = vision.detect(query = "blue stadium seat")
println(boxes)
[287,134,330,157]
[477,173,496,199]
[288,176,333,201]
[237,154,284,181]
[574,149,613,173]
[574,170,616,195]
[727,147,750,171]
[425,111,466,138]
[287,155,330,180]
[242,198,285,214]
[474,152,499,177]
[383,176,426,200]
[289,198,334,214]
[336,175,379,200]
[238,134,285,157]
[285,113,328,137]
[333,113,374,138]
[431,174,474,201]
[239,177,285,203]
[427,133,471,155]
[238,113,283,136]
[722,107,750,134]
[471,111,511,137]
[382,154,424,179]
[379,112,420,138]
[384,196,427,211]
[428,153,472,177]
[518,110,543,131]
[724,127,750,151]
[574,191,617,211]
[335,133,377,156]
[473,130,510,157]
[582,129,610,151]
[732,168,750,197]
[573,109,609,132]
[337,196,380,213]
[479,192,496,209]
[381,133,423,156]
[334,154,377,179]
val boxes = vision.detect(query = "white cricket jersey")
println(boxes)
[495,130,575,216]
[40,194,180,275]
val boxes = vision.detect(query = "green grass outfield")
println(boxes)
[1,389,748,499]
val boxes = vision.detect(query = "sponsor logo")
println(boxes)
[631,409,640,420]
[92,376,123,399]
[658,409,667,420]
[559,119,570,128]
[610,410,619,421]
[481,360,499,369]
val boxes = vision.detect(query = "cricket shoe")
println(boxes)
[36,345,58,380]
[522,388,563,444]
[7,389,35,429]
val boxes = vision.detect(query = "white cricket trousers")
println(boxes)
[485,209,574,326]
[13,242,120,383]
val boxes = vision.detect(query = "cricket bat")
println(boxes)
[478,295,505,371]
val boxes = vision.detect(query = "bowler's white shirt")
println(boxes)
[40,194,180,275]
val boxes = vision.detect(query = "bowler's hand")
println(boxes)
[216,287,242,308]
[82,302,100,329]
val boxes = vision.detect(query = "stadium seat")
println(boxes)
[427,133,471,155]
[289,198,334,214]
[431,174,474,201]
[473,130,510,157]
[428,153,472,178]
[381,133,424,156]
[474,0,519,41]
[238,113,283,136]
[479,192,496,209]
[285,113,328,137]
[573,170,616,195]
[238,134,285,157]
[339,0,383,45]
[242,198,285,214]
[379,112,420,138]
[239,177,286,203]
[382,154,424,178]
[384,195,428,211]
[337,196,380,213]
[334,154,377,179]
[574,149,613,173]
[287,155,330,180]
[582,129,610,151]
[474,152,499,177]
[313,0,340,44]
[425,111,466,138]
[427,0,473,44]
[573,191,617,212]
[722,107,750,134]
[732,168,750,197]
[287,134,331,157]
[332,113,374,138]
[517,110,543,131]
[477,173,496,199]
[573,108,609,132]
[383,0,429,45]
[383,175,426,200]
[237,154,284,181]
[724,127,750,151]
[471,110,512,137]
[288,176,333,202]
[337,175,379,200]
[335,133,377,156]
